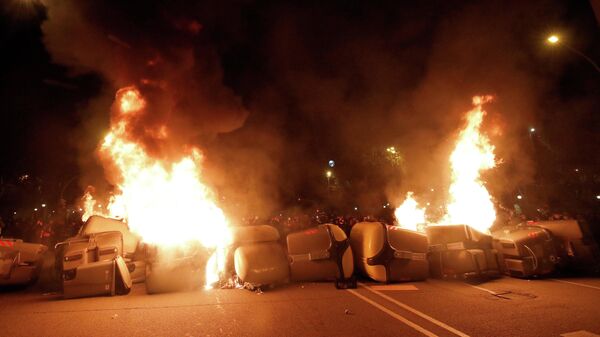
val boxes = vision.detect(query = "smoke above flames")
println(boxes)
[42,0,248,158]
[40,0,568,218]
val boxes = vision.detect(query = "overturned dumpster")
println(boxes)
[145,244,208,294]
[59,231,132,299]
[426,224,501,279]
[231,225,289,288]
[287,223,356,288]
[491,225,560,278]
[492,220,600,277]
[350,222,429,283]
[56,216,144,298]
[0,238,47,286]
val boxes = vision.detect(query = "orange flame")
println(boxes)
[442,96,496,232]
[394,192,426,232]
[89,86,232,287]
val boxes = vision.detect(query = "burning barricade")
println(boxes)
[47,79,600,299]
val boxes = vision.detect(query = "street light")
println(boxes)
[547,35,559,44]
[325,170,333,189]
[529,127,536,133]
[547,34,600,73]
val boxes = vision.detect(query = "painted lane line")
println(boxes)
[346,289,439,337]
[561,330,600,337]
[464,283,496,295]
[371,284,419,291]
[359,283,470,337]
[551,279,600,291]
[463,283,514,300]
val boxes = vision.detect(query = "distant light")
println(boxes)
[596,195,600,200]
[13,212,16,215]
[426,202,431,206]
[383,205,387,209]
[326,171,332,178]
[328,160,335,168]
[34,208,38,212]
[575,168,579,172]
[79,208,83,212]
[41,203,46,208]
[529,127,536,133]
[97,204,103,208]
[386,146,396,154]
[354,206,358,211]
[517,195,523,200]
[430,188,435,192]
[547,35,559,44]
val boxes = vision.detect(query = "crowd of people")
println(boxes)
[0,211,82,249]
[240,208,394,239]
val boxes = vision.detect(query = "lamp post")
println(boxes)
[547,35,600,74]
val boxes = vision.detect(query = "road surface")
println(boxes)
[1,275,599,337]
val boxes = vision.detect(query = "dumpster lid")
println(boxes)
[115,255,132,290]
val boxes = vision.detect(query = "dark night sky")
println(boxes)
[0,0,598,218]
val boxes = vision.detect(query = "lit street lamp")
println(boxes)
[325,170,333,189]
[547,35,559,44]
[547,34,600,74]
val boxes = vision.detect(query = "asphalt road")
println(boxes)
[1,274,599,337]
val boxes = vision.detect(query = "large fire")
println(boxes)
[443,96,496,232]
[394,96,497,233]
[83,86,232,286]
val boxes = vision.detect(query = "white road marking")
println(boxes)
[465,283,496,295]
[359,283,471,337]
[464,283,497,295]
[346,289,439,337]
[370,284,419,291]
[561,330,600,337]
[551,279,600,291]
